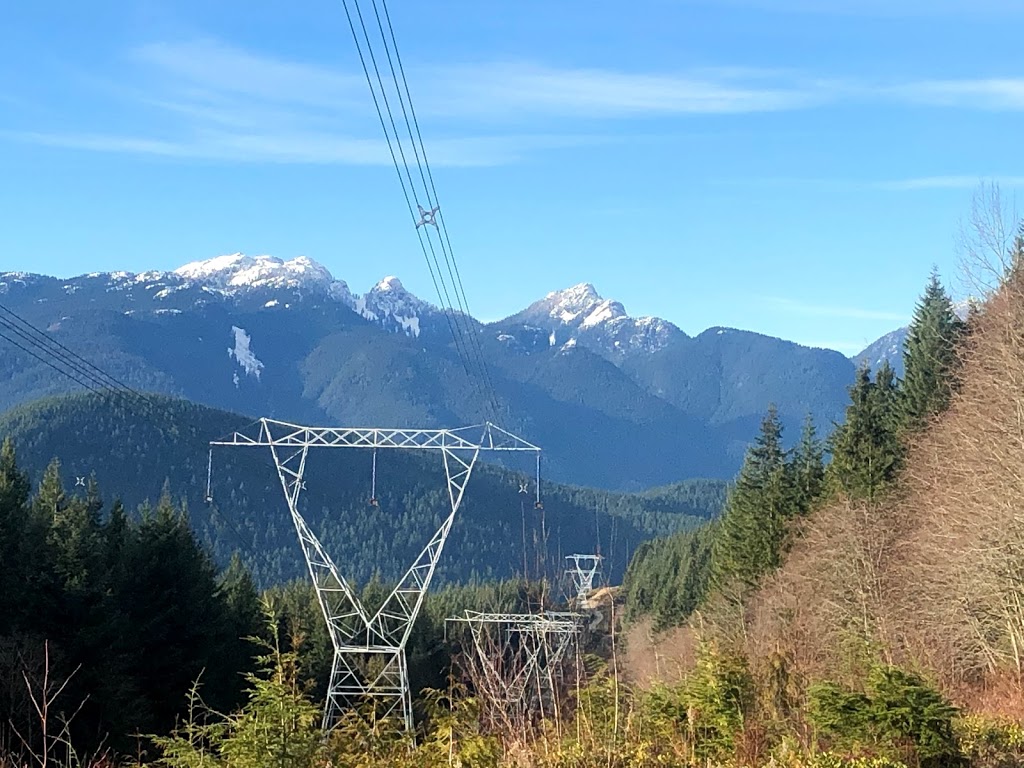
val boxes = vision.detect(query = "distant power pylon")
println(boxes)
[210,418,540,734]
[565,554,603,608]
[446,610,579,729]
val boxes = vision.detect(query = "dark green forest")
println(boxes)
[0,393,726,588]
[0,437,554,757]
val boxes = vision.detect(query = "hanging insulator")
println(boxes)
[534,500,544,510]
[370,448,378,508]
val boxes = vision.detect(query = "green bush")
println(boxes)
[680,642,756,763]
[956,714,1024,768]
[807,666,959,767]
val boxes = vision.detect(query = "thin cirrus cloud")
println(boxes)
[8,37,1024,166]
[683,0,1023,17]
[4,39,841,166]
[876,175,1024,191]
[423,62,837,119]
[5,128,600,168]
[764,296,908,323]
[889,78,1024,110]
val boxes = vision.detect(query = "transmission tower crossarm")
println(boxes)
[210,418,541,452]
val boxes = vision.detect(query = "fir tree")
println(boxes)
[791,413,825,514]
[0,438,32,635]
[712,405,797,591]
[828,363,904,502]
[0,437,29,512]
[33,457,66,521]
[900,270,966,432]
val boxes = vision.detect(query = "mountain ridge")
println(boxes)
[0,254,860,489]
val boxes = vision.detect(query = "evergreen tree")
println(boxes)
[900,270,966,432]
[33,457,66,521]
[0,437,29,512]
[712,406,797,591]
[791,413,825,514]
[0,438,32,634]
[828,363,904,502]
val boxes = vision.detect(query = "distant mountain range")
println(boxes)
[853,327,909,378]
[1,253,863,489]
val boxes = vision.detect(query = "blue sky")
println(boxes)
[3,0,1024,354]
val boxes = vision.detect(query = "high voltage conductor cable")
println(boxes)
[371,0,502,417]
[0,314,124,398]
[367,4,496,420]
[339,3,499,421]
[336,0,480,397]
[368,0,500,416]
[345,0,484,394]
[0,302,155,406]
[0,326,104,397]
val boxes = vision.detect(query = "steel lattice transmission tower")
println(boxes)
[565,554,603,608]
[446,610,579,728]
[210,418,540,733]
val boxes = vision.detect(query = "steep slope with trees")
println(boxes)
[620,256,1024,766]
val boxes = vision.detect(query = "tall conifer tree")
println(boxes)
[712,405,796,591]
[0,438,32,634]
[791,413,825,514]
[901,270,966,432]
[828,363,903,502]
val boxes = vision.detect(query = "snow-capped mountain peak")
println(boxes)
[499,283,684,357]
[173,253,346,297]
[541,283,606,324]
[373,275,406,293]
[353,275,445,339]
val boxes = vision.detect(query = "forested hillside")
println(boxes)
[0,393,724,586]
[615,253,1024,768]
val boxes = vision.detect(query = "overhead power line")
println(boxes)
[335,0,503,422]
[0,301,154,407]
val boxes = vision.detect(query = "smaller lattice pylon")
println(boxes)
[446,610,579,728]
[564,553,602,609]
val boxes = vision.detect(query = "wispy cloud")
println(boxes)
[425,63,838,119]
[10,36,1024,166]
[133,40,365,111]
[876,175,1024,190]
[680,0,1024,18]
[890,78,1024,110]
[764,296,908,323]
[3,39,620,166]
[714,175,1024,192]
[5,129,602,167]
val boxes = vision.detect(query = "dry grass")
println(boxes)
[620,618,698,689]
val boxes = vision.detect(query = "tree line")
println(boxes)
[624,269,966,627]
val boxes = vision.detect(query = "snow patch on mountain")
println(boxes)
[357,275,431,338]
[580,299,626,329]
[174,253,352,301]
[228,326,264,381]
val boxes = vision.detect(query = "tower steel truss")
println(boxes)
[565,554,603,608]
[446,611,580,729]
[210,418,540,733]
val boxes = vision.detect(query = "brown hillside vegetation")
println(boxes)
[737,248,1024,718]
